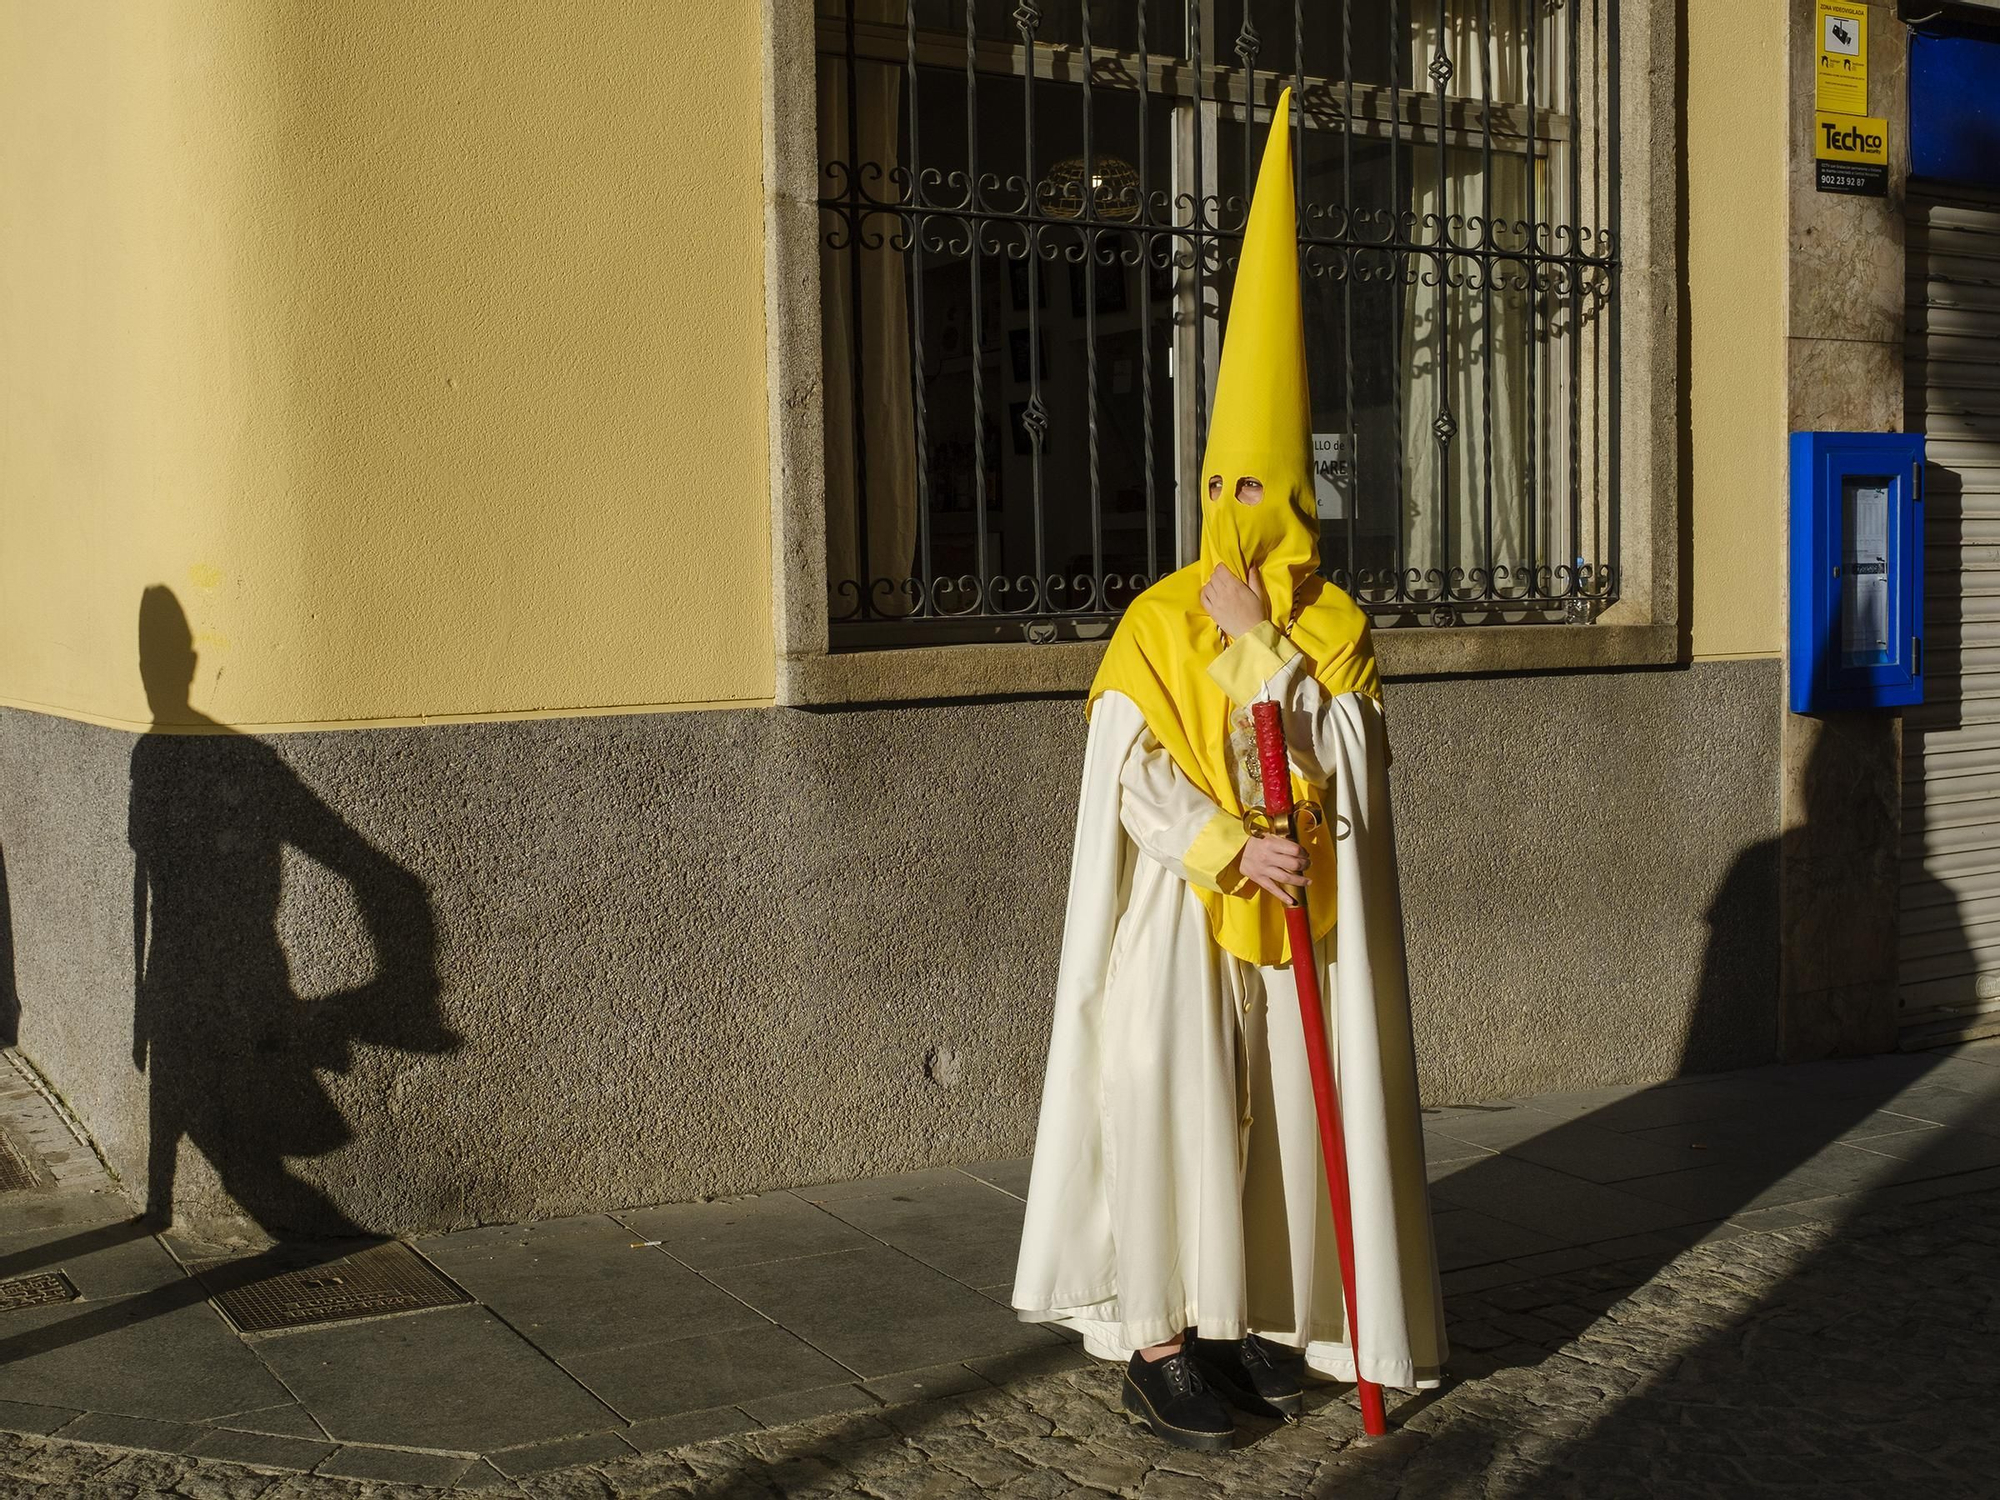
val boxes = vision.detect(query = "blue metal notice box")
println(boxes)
[1789,431,1925,714]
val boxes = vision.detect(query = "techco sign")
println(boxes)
[1814,111,1888,197]
[1819,119,1887,160]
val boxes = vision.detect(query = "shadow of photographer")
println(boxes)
[0,588,462,1369]
[129,585,460,1239]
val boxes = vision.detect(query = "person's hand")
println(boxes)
[1239,833,1312,907]
[1200,564,1267,639]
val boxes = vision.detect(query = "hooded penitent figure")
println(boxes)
[1012,90,1446,1391]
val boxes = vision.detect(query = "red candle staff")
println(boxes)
[1247,698,1388,1437]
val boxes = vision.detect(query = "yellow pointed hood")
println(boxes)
[1197,88,1320,626]
[1087,88,1379,969]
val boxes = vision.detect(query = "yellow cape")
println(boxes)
[1088,88,1380,968]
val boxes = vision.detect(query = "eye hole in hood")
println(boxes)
[1209,475,1267,506]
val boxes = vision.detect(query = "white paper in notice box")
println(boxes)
[1312,432,1354,521]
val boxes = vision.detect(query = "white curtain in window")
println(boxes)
[1399,0,1544,596]
[819,11,918,617]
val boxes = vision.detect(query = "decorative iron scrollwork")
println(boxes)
[1234,16,1261,70]
[1019,397,1049,447]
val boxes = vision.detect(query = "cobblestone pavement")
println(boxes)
[1,1170,1996,1497]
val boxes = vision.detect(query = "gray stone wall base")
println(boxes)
[1392,658,1782,1098]
[0,657,1781,1235]
[1777,712,1903,1060]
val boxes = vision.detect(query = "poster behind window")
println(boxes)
[1840,476,1892,665]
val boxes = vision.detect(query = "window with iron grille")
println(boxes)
[817,0,1618,648]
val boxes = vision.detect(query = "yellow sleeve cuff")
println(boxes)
[1183,811,1251,895]
[1207,620,1300,705]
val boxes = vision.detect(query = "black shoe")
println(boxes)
[1122,1349,1234,1453]
[1189,1333,1306,1420]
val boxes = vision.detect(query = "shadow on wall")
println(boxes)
[130,585,461,1236]
[0,840,18,1048]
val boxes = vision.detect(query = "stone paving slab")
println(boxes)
[417,1214,769,1359]
[317,1444,479,1487]
[252,1307,622,1452]
[0,1217,183,1298]
[618,1192,877,1271]
[810,1170,1030,1287]
[0,1039,1995,1494]
[560,1319,853,1422]
[706,1244,1060,1378]
[184,1425,339,1472]
[207,1402,335,1440]
[1430,1205,1566,1269]
[0,1288,296,1421]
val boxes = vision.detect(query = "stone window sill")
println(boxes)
[777,623,1679,706]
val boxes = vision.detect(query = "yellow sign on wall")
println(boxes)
[1815,113,1888,164]
[1814,112,1888,197]
[1816,0,1868,115]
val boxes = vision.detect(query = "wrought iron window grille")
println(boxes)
[817,0,1619,649]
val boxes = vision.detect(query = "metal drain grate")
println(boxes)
[0,1137,39,1193]
[0,1271,79,1312]
[209,1241,470,1334]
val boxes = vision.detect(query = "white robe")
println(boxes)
[1011,648,1447,1389]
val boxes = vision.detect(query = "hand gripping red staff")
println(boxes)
[1246,699,1389,1437]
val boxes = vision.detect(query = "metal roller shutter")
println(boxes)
[1902,184,2000,1047]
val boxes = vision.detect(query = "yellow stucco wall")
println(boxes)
[0,1,774,730]
[1686,0,1789,660]
[5,2,1796,718]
